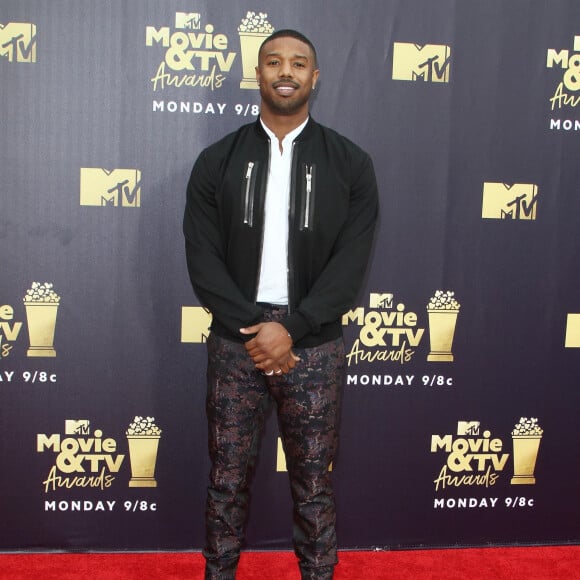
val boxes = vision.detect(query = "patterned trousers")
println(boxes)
[203,306,345,580]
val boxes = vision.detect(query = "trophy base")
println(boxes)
[510,476,536,485]
[27,347,56,357]
[240,79,259,89]
[129,478,158,488]
[427,352,454,362]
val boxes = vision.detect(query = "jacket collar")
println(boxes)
[254,115,315,142]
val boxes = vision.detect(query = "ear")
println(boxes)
[312,69,320,90]
[255,65,261,86]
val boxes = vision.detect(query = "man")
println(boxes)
[183,29,378,579]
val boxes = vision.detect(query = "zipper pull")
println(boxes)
[305,165,312,194]
[246,162,254,179]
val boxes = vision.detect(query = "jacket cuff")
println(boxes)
[280,312,312,344]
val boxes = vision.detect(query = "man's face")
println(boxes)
[255,36,320,117]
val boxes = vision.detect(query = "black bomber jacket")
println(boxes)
[183,116,379,348]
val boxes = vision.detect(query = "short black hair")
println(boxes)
[258,29,318,68]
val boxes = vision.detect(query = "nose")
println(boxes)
[279,59,293,77]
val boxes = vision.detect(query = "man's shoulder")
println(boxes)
[307,119,372,161]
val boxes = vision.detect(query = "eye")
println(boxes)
[267,58,280,66]
[293,61,306,68]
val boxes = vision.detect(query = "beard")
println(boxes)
[259,83,312,116]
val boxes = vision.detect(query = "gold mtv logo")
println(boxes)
[65,419,90,435]
[369,293,393,309]
[565,314,580,348]
[175,12,201,30]
[0,23,37,63]
[276,437,332,472]
[181,307,212,343]
[457,421,480,436]
[392,42,451,82]
[80,168,141,207]
[482,183,538,220]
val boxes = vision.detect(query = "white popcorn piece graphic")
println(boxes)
[512,417,543,437]
[427,290,460,311]
[126,415,162,436]
[238,11,274,33]
[23,282,61,304]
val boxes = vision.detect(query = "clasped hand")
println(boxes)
[240,322,300,376]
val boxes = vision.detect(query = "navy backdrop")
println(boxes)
[1,0,580,551]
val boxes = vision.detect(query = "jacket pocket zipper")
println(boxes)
[243,161,255,226]
[301,164,316,230]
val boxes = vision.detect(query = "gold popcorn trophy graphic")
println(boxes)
[238,11,274,89]
[511,417,543,485]
[126,416,162,487]
[426,290,460,362]
[23,282,60,357]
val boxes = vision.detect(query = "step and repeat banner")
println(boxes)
[2,0,580,552]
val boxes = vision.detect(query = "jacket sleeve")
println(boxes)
[282,152,379,343]
[183,149,263,338]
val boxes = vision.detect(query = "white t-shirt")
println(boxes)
[256,118,308,305]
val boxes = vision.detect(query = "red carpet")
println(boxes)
[1,547,580,579]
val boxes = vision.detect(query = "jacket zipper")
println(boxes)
[243,161,255,226]
[304,164,313,229]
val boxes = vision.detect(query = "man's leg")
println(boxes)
[271,338,345,580]
[204,333,270,579]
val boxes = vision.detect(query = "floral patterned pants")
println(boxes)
[203,306,345,580]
